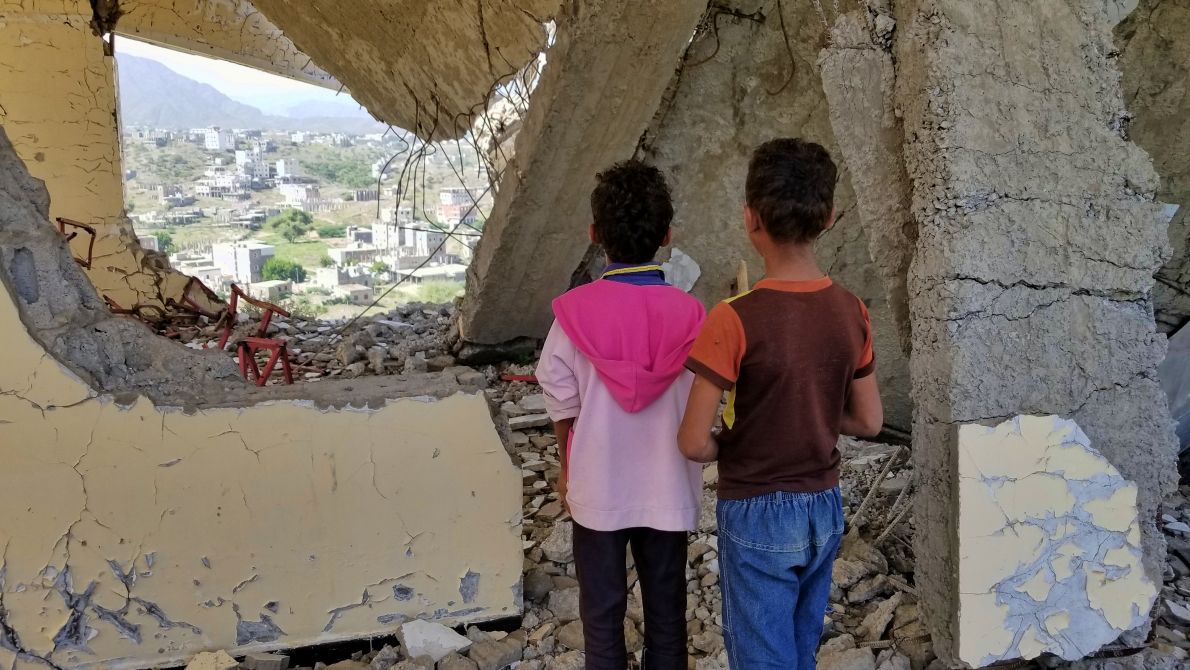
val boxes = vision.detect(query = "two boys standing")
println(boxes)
[536,138,884,670]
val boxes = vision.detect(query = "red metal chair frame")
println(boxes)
[218,284,295,386]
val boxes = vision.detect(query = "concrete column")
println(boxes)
[458,0,708,345]
[893,0,1177,664]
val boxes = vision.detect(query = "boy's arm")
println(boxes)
[536,322,581,508]
[680,302,744,463]
[840,374,883,437]
[840,299,883,437]
[678,375,722,463]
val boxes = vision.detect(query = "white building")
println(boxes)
[279,183,320,207]
[275,159,303,179]
[203,127,234,152]
[289,132,307,144]
[371,158,390,180]
[212,240,275,284]
[328,243,380,267]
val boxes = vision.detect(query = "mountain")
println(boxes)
[284,98,375,120]
[116,54,388,134]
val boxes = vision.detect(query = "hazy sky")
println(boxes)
[115,37,364,113]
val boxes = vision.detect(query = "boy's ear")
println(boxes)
[743,205,762,234]
[662,226,673,248]
[589,224,598,245]
[823,206,837,232]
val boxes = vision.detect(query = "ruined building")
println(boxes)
[0,0,1187,668]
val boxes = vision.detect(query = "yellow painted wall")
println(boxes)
[0,276,522,670]
[0,2,207,311]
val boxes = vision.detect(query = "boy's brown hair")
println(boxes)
[591,159,674,263]
[745,138,837,244]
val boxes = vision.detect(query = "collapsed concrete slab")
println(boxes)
[0,129,522,670]
[894,0,1178,663]
[458,0,708,345]
[114,0,338,89]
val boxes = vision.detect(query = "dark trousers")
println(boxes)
[572,522,688,670]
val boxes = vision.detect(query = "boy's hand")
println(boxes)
[556,468,570,514]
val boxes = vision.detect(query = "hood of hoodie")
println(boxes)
[552,279,706,413]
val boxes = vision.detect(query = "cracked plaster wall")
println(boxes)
[893,0,1178,663]
[0,128,522,670]
[0,2,217,314]
[1116,0,1190,334]
[639,0,913,431]
[957,415,1156,667]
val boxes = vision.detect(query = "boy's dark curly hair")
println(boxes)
[591,159,674,264]
[746,138,837,244]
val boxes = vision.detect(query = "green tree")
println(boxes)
[278,221,308,244]
[370,260,390,274]
[267,209,314,229]
[319,255,336,268]
[154,231,176,254]
[261,257,307,283]
[317,224,347,238]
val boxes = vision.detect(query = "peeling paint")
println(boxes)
[958,415,1158,665]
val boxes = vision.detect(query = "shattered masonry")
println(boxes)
[958,416,1156,666]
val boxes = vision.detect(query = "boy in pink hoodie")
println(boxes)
[536,159,705,670]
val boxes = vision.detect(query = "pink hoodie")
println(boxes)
[536,279,706,532]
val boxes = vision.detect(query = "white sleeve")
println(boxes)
[535,321,581,421]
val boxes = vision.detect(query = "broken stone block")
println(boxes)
[436,653,478,670]
[818,647,876,670]
[368,646,400,670]
[367,346,387,374]
[524,569,554,602]
[556,620,583,650]
[466,637,522,670]
[508,413,551,431]
[186,651,239,670]
[548,586,581,623]
[833,558,875,590]
[859,592,903,642]
[957,416,1158,666]
[518,394,547,413]
[547,651,585,670]
[396,620,472,663]
[403,354,429,374]
[243,653,291,670]
[541,521,574,563]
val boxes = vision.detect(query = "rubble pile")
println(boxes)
[494,375,933,670]
[163,304,1190,669]
[169,303,464,382]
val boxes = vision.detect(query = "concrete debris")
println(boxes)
[396,620,472,662]
[185,651,239,670]
[243,653,291,670]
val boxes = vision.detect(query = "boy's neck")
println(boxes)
[761,241,825,282]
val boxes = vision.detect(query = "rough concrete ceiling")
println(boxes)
[115,0,339,89]
[249,0,558,139]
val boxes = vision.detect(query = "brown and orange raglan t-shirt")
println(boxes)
[686,277,875,500]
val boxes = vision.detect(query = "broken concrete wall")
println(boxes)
[893,0,1178,663]
[459,0,709,344]
[0,128,522,670]
[0,2,216,313]
[639,0,913,431]
[114,0,338,89]
[1116,0,1190,334]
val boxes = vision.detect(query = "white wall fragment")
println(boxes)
[957,415,1157,666]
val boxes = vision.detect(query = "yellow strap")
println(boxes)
[601,264,664,278]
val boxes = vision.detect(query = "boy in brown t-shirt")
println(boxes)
[678,138,884,669]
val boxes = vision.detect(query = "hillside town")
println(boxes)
[122,125,489,317]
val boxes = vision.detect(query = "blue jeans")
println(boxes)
[717,488,844,670]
